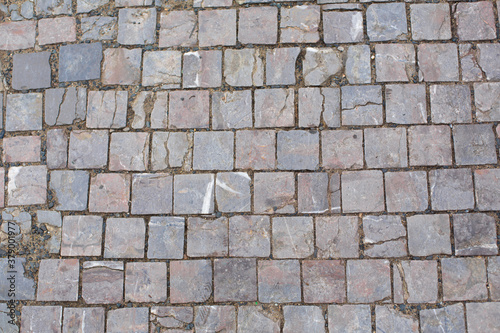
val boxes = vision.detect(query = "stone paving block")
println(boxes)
[117,8,156,45]
[21,306,62,333]
[116,0,153,6]
[347,259,391,303]
[283,306,324,333]
[224,49,264,87]
[1,209,32,251]
[266,47,300,85]
[12,52,51,90]
[272,217,314,259]
[303,47,343,86]
[430,85,472,124]
[152,131,191,170]
[408,125,452,166]
[385,171,428,212]
[169,90,209,128]
[38,17,76,45]
[418,44,459,81]
[35,0,71,14]
[229,215,271,257]
[82,261,124,304]
[254,172,295,214]
[407,214,451,256]
[385,84,427,124]
[0,303,17,333]
[466,303,500,333]
[59,43,102,82]
[341,85,383,125]
[0,258,35,300]
[328,305,371,333]
[37,210,62,254]
[237,306,280,333]
[187,217,228,257]
[489,257,500,300]
[199,9,236,46]
[131,174,172,215]
[7,166,47,206]
[455,2,496,41]
[183,50,222,88]
[376,306,419,333]
[316,216,359,258]
[363,215,407,258]
[410,4,451,41]
[474,169,500,211]
[6,93,42,131]
[214,258,257,302]
[104,218,145,258]
[159,10,197,47]
[375,44,416,82]
[68,130,109,169]
[342,170,384,213]
[0,21,36,50]
[322,130,363,169]
[63,308,105,333]
[170,260,212,303]
[194,0,232,6]
[143,50,182,87]
[236,130,276,169]
[77,0,109,13]
[86,90,127,128]
[346,45,371,84]
[212,90,252,129]
[323,11,363,43]
[194,306,236,333]
[45,87,87,126]
[366,3,407,41]
[258,260,301,303]
[281,5,320,43]
[109,132,149,171]
[460,44,484,82]
[107,308,149,333]
[125,262,167,302]
[37,259,79,301]
[102,48,142,85]
[476,44,500,80]
[442,257,487,301]
[3,136,40,163]
[174,174,214,214]
[453,213,497,256]
[365,128,407,168]
[239,7,277,44]
[193,131,234,170]
[277,130,319,170]
[430,169,474,210]
[148,217,184,259]
[49,170,89,211]
[298,173,328,214]
[453,124,497,166]
[134,91,169,129]
[303,260,345,303]
[150,307,194,331]
[216,172,251,212]
[255,88,294,128]
[474,82,500,121]
[393,260,438,303]
[420,304,466,333]
[81,16,118,41]
[298,87,340,127]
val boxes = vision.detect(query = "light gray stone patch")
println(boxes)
[45,87,86,126]
[49,170,89,211]
[1,208,32,251]
[0,258,35,300]
[150,91,169,129]
[366,3,407,41]
[363,215,407,258]
[35,0,72,15]
[0,303,18,332]
[298,87,340,127]
[47,129,68,169]
[280,5,320,43]
[283,306,324,333]
[37,210,62,254]
[420,304,466,333]
[328,305,371,333]
[212,90,252,129]
[81,16,117,41]
[77,0,109,13]
[303,47,343,86]
[477,43,500,80]
[474,82,500,121]
[193,131,234,170]
[68,130,109,169]
[183,50,222,88]
[159,10,197,47]
[407,214,451,256]
[6,93,42,131]
[148,217,184,259]
[375,306,419,333]
[393,260,438,303]
[216,172,251,213]
[109,132,149,171]
[12,52,51,90]
[117,8,157,45]
[59,43,102,82]
[224,49,264,87]
[266,47,300,85]
[86,90,127,128]
[7,166,47,206]
[152,132,192,170]
[341,85,383,126]
[237,306,280,333]
[142,50,182,87]
[174,174,215,214]
[346,45,371,84]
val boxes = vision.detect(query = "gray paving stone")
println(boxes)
[385,84,427,124]
[375,44,416,82]
[142,50,182,87]
[194,0,232,7]
[393,260,438,303]
[376,306,419,333]
[125,262,167,302]
[68,130,109,169]
[237,306,280,333]
[81,16,118,41]
[430,169,474,210]
[407,214,451,256]
[174,174,214,214]
[365,127,407,168]
[455,1,496,41]
[255,88,294,128]
[466,303,500,333]
[159,10,197,47]
[266,47,300,85]
[474,82,500,121]
[410,3,451,40]
[258,260,301,303]
[345,45,371,84]
[298,173,328,214]
[131,173,172,214]
[7,166,47,206]
[61,216,102,256]
[115,0,153,6]
[86,90,128,128]
[385,171,428,212]
[366,3,407,41]
[363,215,407,258]
[430,85,472,124]
[89,173,130,213]
[170,260,212,303]
[0,303,18,332]
[316,216,359,258]
[442,257,487,301]
[187,217,228,257]
[37,259,79,301]
[212,90,252,129]
[63,308,105,333]
[36,210,62,254]
[194,306,236,333]
[102,48,142,85]
[148,91,170,129]
[420,304,466,333]
[236,130,276,169]
[107,308,148,333]
[322,130,363,169]
[477,43,500,80]
[77,0,109,13]
[151,131,191,170]
[21,306,62,333]
[281,5,320,43]
[12,52,51,90]
[5,93,42,131]
[45,87,87,126]
[254,172,295,214]
[147,217,184,259]
[474,168,500,211]
[109,132,149,171]
[224,49,264,87]
[303,47,343,85]
[216,172,251,213]
[1,209,32,251]
[298,87,340,127]
[183,50,222,88]
[277,130,319,170]
[303,260,345,303]
[342,170,384,213]
[169,90,210,128]
[488,257,500,300]
[49,170,89,211]
[460,44,484,82]
[0,258,35,300]
[239,7,277,44]
[341,85,383,126]
[199,9,236,46]
[229,215,271,257]
[193,131,233,170]
[323,11,363,43]
[418,43,459,81]
[35,0,71,15]
[150,307,193,331]
[59,43,102,82]
[117,8,156,45]
[347,259,391,303]
[3,135,40,163]
[104,218,145,258]
[82,261,124,304]
[130,91,150,129]
[272,217,314,259]
[283,306,324,333]
[328,305,371,333]
[453,124,497,165]
[214,258,257,302]
[408,125,452,166]
[453,213,497,256]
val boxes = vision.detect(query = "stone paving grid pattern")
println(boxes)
[0,0,499,332]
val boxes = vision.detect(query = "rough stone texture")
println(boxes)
[375,44,416,82]
[385,84,427,124]
[38,17,76,45]
[363,215,407,258]
[407,214,451,256]
[12,52,51,90]
[238,306,280,333]
[429,169,474,211]
[131,174,172,214]
[408,125,452,166]
[35,0,72,15]
[474,169,500,211]
[0,258,35,300]
[214,258,257,302]
[229,215,271,257]
[102,48,142,85]
[212,91,252,129]
[109,132,149,171]
[277,130,319,170]
[453,213,498,256]
[159,11,197,47]
[347,260,391,303]
[49,170,89,211]
[107,308,149,333]
[324,11,363,43]
[281,5,320,43]
[455,2,496,41]
[322,130,363,169]
[216,172,251,212]
[283,306,325,333]
[488,257,500,300]
[37,210,62,254]
[82,261,124,304]
[365,127,407,168]
[183,50,222,88]
[410,4,451,40]
[199,10,236,47]
[258,260,301,303]
[7,166,47,206]
[104,218,145,258]
[0,21,36,50]
[303,260,345,303]
[316,216,359,258]
[239,7,277,44]
[477,44,500,80]
[89,174,130,213]
[385,171,428,212]
[174,174,214,214]
[37,259,79,301]
[170,260,212,303]
[342,170,384,213]
[59,43,102,82]
[341,85,383,126]
[68,130,108,169]
[466,303,500,333]
[236,130,276,169]
[187,217,228,257]
[299,87,340,127]
[418,43,459,81]
[366,3,407,41]
[151,131,191,170]
[474,83,500,121]
[393,260,438,303]
[255,89,294,128]
[142,51,182,87]
[169,90,209,129]
[86,90,128,128]
[194,306,236,333]
[117,8,156,45]
[224,49,264,87]
[266,47,300,85]
[148,217,184,259]
[376,306,419,333]
[346,45,371,84]
[21,306,62,333]
[254,172,295,214]
[125,262,167,302]
[44,131,67,168]
[328,305,371,333]
[303,47,343,85]
[453,124,497,165]
[3,136,41,163]
[81,16,117,41]
[150,307,193,331]
[45,87,87,126]
[193,131,234,170]
[430,84,472,124]
[77,0,109,13]
[298,173,328,214]
[420,304,466,333]
[442,258,488,301]
[63,308,105,333]
[272,217,314,259]
[6,93,43,131]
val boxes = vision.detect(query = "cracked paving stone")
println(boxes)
[49,170,89,211]
[281,5,320,43]
[363,215,407,258]
[375,44,416,82]
[341,85,383,126]
[474,82,500,122]
[393,260,438,303]
[298,87,340,127]
[375,306,419,333]
[142,50,182,87]
[86,90,128,129]
[82,261,124,304]
[442,257,488,301]
[151,131,191,170]
[102,48,142,85]
[237,306,280,333]
[0,303,18,333]
[81,16,117,41]
[302,47,343,86]
[45,87,87,126]
[104,218,145,258]
[266,47,300,86]
[420,304,466,333]
[150,307,193,331]
[254,172,295,214]
[255,88,295,128]
[224,49,264,87]
[36,210,62,254]
[194,306,236,333]
[316,216,359,258]
[476,44,500,80]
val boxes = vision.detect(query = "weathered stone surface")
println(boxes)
[0,258,35,300]
[1,209,32,252]
[63,308,105,333]
[35,0,71,15]
[236,130,276,169]
[81,16,117,41]
[474,169,500,211]
[159,10,197,47]
[410,3,451,40]
[49,170,89,211]
[6,93,42,131]
[109,132,149,171]
[466,303,500,333]
[238,306,280,333]
[8,166,47,206]
[216,172,251,212]
[254,172,295,214]
[194,306,236,333]
[229,215,270,257]
[37,259,79,301]
[117,8,156,45]
[460,44,484,82]
[430,85,471,124]
[328,305,371,333]
[393,260,438,303]
[365,128,407,168]
[107,308,148,333]
[322,130,363,169]
[183,50,222,88]
[281,5,320,43]
[385,84,427,124]
[174,174,214,214]
[376,306,419,333]
[115,0,153,6]
[323,11,363,43]
[37,210,62,254]
[408,125,452,166]
[258,260,301,303]
[38,17,76,45]
[68,130,109,169]
[474,82,500,121]
[21,306,62,333]
[59,43,102,82]
[363,215,407,258]
[420,304,466,333]
[453,213,497,256]
[346,45,371,84]
[104,218,145,258]
[455,2,496,41]
[342,85,383,125]
[375,44,416,82]
[102,48,142,85]
[239,7,277,44]
[82,261,124,304]
[187,217,228,257]
[477,43,500,80]
[131,174,172,215]
[170,260,212,303]
[277,130,319,170]
[266,47,300,85]
[61,216,102,256]
[142,50,182,87]
[89,174,130,213]
[224,49,264,87]
[303,260,345,303]
[12,52,51,90]
[316,216,358,258]
[283,306,324,333]
[3,136,40,163]
[255,88,294,127]
[385,171,428,212]
[125,262,167,302]
[149,91,170,129]
[272,217,313,259]
[148,217,184,259]
[342,170,384,213]
[367,3,407,41]
[298,173,328,214]
[407,214,451,256]
[86,90,127,128]
[0,303,18,332]
[299,87,340,127]
[442,258,487,301]
[418,43,459,81]
[169,90,209,128]
[488,257,500,300]
[150,307,193,331]
[199,9,236,46]
[430,169,474,210]
[77,0,109,13]
[303,47,343,85]
[453,124,497,165]
[193,131,233,170]
[347,259,391,303]
[45,87,87,126]
[0,21,36,50]
[212,90,252,129]
[214,258,257,302]
[152,131,191,170]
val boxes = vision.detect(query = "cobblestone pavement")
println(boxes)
[0,0,499,332]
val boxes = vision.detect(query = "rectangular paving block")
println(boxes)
[82,261,124,304]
